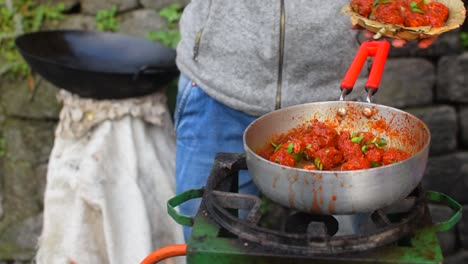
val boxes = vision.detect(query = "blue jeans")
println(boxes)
[174,75,259,241]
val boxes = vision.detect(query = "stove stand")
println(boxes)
[168,153,461,264]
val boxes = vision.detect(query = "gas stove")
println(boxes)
[167,153,461,264]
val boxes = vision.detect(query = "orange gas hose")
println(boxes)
[140,244,187,264]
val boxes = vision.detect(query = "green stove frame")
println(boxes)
[168,153,462,264]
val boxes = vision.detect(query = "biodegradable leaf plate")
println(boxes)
[342,0,466,40]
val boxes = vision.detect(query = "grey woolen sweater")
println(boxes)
[176,0,362,116]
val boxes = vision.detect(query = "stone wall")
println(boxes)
[0,0,187,262]
[0,0,467,263]
[377,30,468,263]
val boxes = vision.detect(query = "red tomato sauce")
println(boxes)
[350,0,374,17]
[256,119,411,171]
[426,2,450,27]
[373,2,405,25]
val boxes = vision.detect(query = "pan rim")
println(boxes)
[243,100,431,174]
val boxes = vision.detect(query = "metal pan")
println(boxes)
[243,41,431,215]
[15,30,179,99]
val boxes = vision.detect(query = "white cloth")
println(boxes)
[36,91,184,264]
[54,90,169,139]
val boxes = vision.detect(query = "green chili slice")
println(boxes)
[286,143,294,154]
[271,142,282,153]
[351,133,365,144]
[410,1,424,14]
[314,157,323,170]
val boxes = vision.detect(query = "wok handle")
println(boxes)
[133,64,174,81]
[425,191,462,232]
[167,188,204,227]
[340,41,390,95]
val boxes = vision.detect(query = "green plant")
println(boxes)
[460,31,468,50]
[0,0,65,78]
[146,3,183,48]
[147,4,183,117]
[95,6,119,32]
[159,3,183,28]
[0,137,5,158]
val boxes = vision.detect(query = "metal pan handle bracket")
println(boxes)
[425,191,462,232]
[340,40,390,102]
[167,188,205,227]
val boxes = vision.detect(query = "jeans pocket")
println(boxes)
[174,75,194,130]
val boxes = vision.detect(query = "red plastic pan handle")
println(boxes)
[340,41,390,95]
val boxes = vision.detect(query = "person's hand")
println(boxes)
[390,37,437,49]
[352,25,438,49]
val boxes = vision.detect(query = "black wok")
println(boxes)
[15,30,179,99]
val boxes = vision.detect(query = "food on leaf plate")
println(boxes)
[256,119,410,171]
[342,0,466,40]
[351,0,449,27]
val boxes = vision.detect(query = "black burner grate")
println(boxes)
[203,153,428,255]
